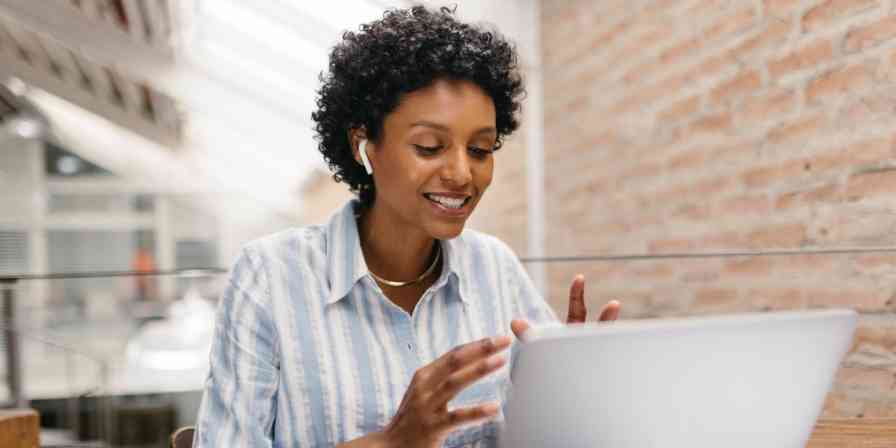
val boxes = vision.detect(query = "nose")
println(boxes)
[440,145,473,187]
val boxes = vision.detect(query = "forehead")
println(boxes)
[387,79,496,129]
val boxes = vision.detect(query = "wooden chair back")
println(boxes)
[170,426,195,448]
[0,409,39,448]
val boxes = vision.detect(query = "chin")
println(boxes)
[428,221,466,240]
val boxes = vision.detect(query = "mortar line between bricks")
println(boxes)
[521,246,896,263]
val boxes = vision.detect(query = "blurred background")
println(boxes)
[0,0,895,446]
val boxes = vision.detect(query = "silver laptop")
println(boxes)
[500,309,857,448]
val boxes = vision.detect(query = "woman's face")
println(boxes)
[359,78,497,240]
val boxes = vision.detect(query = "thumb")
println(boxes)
[511,319,531,341]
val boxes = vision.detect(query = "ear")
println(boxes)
[349,129,375,175]
[348,129,370,165]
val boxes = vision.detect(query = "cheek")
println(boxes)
[381,154,430,194]
[477,160,494,191]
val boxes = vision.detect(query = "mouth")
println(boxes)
[423,193,473,216]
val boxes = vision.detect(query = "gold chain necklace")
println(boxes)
[369,244,441,287]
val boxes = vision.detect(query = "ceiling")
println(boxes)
[0,0,411,218]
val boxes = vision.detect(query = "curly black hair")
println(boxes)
[311,5,526,208]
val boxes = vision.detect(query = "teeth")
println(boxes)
[427,194,466,209]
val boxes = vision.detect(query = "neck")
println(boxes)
[358,202,438,283]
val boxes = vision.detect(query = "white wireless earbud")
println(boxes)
[359,139,373,175]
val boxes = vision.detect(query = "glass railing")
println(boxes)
[521,247,896,318]
[1,247,892,446]
[0,268,226,447]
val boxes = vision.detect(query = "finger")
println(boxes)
[510,319,530,340]
[566,274,587,323]
[598,300,621,322]
[431,353,506,406]
[442,402,501,429]
[424,336,512,388]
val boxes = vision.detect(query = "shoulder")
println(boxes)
[452,228,520,265]
[236,225,329,274]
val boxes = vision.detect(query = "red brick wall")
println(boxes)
[467,137,530,255]
[542,0,896,417]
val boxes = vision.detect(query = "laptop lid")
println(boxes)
[500,309,857,448]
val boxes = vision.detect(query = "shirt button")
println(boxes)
[407,343,413,351]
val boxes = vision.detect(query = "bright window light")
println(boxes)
[200,0,328,72]
[284,0,394,36]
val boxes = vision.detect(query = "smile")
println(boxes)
[423,193,471,210]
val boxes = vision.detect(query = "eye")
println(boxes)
[468,146,494,158]
[413,144,442,155]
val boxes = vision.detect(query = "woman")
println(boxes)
[194,6,620,447]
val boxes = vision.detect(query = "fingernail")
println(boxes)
[487,355,505,368]
[492,335,511,346]
[482,402,500,414]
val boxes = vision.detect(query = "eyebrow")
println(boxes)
[410,120,497,135]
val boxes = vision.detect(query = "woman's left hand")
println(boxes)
[511,274,620,339]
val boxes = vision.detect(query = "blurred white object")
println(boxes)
[55,154,81,174]
[4,114,45,138]
[501,309,857,448]
[123,286,216,392]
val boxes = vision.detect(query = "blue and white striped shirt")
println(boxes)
[194,200,556,447]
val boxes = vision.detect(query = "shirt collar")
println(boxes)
[325,200,369,305]
[436,235,472,305]
[325,199,471,305]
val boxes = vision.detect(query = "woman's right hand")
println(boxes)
[380,335,512,447]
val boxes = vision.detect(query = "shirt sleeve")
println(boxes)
[505,245,558,326]
[194,245,280,447]
[498,239,559,391]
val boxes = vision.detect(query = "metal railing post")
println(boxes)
[1,279,25,408]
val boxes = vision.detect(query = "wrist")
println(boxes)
[335,430,395,448]
[368,430,394,448]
